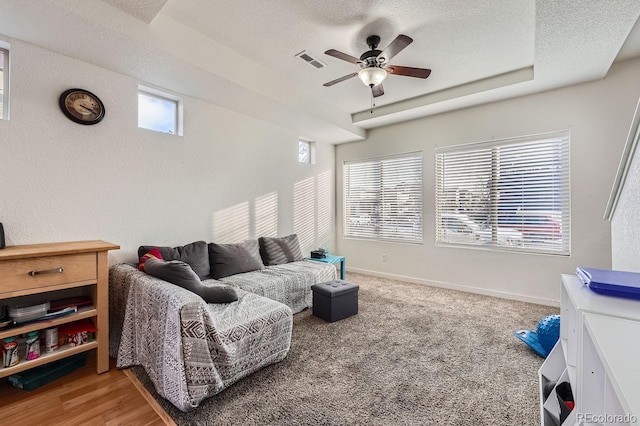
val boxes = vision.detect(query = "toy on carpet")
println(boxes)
[513,314,560,358]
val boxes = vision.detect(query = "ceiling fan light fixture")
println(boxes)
[358,67,387,87]
[323,34,430,95]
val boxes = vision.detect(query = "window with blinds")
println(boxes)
[435,131,570,255]
[343,152,423,243]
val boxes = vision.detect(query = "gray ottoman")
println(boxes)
[311,280,359,322]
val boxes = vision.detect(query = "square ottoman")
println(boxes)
[311,280,359,322]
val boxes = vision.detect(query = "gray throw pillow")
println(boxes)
[208,239,265,279]
[138,241,210,280]
[259,234,304,266]
[143,258,238,303]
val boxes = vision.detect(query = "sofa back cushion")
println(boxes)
[259,234,304,266]
[208,239,264,279]
[138,241,210,279]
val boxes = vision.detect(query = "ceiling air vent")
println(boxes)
[295,50,325,69]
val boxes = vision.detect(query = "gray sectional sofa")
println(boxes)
[109,236,336,411]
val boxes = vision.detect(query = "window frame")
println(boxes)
[435,131,570,255]
[0,43,10,120]
[138,85,183,136]
[343,151,424,244]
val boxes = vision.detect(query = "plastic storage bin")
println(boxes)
[7,353,87,390]
[9,302,50,323]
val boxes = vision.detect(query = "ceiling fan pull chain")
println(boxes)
[370,87,375,113]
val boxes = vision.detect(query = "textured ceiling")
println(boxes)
[1,0,640,144]
[162,0,535,116]
[100,0,167,23]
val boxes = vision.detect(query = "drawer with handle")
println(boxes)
[0,253,96,295]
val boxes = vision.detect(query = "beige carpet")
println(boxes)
[132,272,558,425]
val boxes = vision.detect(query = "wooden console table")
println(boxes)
[0,240,119,377]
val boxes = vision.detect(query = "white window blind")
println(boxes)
[435,131,570,254]
[344,152,423,243]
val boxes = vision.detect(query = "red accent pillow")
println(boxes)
[139,247,163,271]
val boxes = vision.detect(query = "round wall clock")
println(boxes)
[59,88,105,125]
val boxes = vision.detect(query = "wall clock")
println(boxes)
[59,88,105,125]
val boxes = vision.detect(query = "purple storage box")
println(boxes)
[576,267,640,300]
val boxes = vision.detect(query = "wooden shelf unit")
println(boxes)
[0,240,119,376]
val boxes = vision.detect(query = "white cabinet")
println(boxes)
[539,274,640,425]
[581,313,640,425]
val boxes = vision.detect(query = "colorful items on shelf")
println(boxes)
[25,331,40,361]
[45,327,58,353]
[58,319,96,347]
[0,319,96,369]
[2,337,19,367]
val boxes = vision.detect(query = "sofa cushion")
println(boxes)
[143,258,238,303]
[259,234,303,265]
[208,239,264,279]
[138,241,210,279]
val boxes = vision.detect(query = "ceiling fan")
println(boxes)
[323,34,431,98]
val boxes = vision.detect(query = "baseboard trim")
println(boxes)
[123,367,176,426]
[346,267,559,307]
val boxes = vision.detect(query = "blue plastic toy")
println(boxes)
[514,314,560,358]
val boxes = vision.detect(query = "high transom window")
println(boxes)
[299,140,315,164]
[435,131,570,255]
[138,85,183,135]
[0,46,9,120]
[343,152,423,243]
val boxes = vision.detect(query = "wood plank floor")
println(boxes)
[0,352,173,425]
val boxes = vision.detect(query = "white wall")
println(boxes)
[336,58,640,305]
[0,37,335,264]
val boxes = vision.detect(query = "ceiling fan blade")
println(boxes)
[372,84,384,98]
[378,35,413,62]
[324,49,362,64]
[323,72,358,87]
[386,65,431,79]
